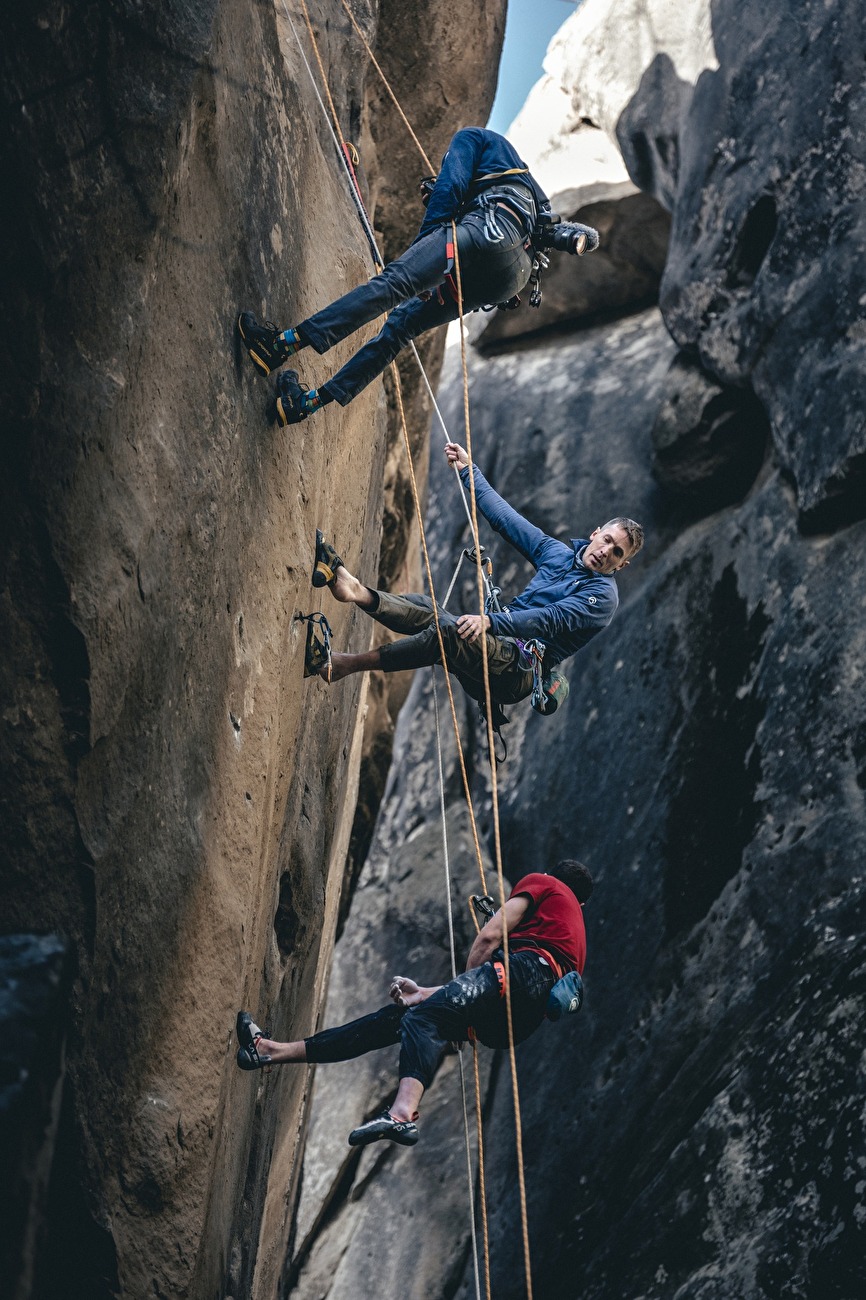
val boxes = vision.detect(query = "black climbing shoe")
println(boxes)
[298,611,333,680]
[312,529,344,590]
[237,312,298,376]
[348,1109,419,1148]
[236,1010,272,1071]
[274,369,318,426]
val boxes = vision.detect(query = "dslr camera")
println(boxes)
[534,212,599,256]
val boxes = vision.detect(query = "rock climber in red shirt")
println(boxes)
[235,859,592,1148]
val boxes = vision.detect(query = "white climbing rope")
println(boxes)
[432,670,483,1300]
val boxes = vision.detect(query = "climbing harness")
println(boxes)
[441,543,510,761]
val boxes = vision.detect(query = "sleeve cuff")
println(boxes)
[487,611,513,636]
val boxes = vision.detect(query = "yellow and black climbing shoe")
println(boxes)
[236,1011,272,1072]
[312,529,344,590]
[273,370,325,426]
[348,1109,419,1148]
[237,312,300,376]
[298,611,333,681]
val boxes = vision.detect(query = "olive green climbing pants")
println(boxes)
[372,591,533,705]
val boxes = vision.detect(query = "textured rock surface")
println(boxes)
[510,0,717,204]
[463,468,866,1300]
[651,351,769,515]
[0,2,504,1296]
[627,0,866,527]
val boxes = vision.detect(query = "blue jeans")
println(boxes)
[297,209,531,405]
[304,951,554,1089]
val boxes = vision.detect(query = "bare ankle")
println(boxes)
[331,569,376,610]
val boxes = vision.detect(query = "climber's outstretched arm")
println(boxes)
[444,442,556,569]
[465,896,531,970]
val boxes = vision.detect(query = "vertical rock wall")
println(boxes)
[0,2,505,1296]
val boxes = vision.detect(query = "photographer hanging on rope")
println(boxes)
[237,126,599,424]
[235,860,593,1149]
[300,442,643,731]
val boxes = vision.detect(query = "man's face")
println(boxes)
[582,524,633,574]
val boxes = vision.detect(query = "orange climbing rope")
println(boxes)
[279,5,536,1296]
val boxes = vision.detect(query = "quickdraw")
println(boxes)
[521,638,548,712]
[520,638,570,716]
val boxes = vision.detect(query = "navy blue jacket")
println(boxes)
[459,464,619,667]
[417,127,550,241]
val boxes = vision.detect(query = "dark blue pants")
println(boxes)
[304,951,554,1089]
[296,210,530,405]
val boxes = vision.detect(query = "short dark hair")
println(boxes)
[551,858,594,904]
[602,516,644,556]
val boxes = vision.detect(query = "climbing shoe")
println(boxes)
[312,529,344,590]
[236,1010,272,1071]
[237,312,300,376]
[298,611,333,681]
[272,370,325,426]
[348,1109,419,1148]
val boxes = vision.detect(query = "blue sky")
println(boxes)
[487,0,581,134]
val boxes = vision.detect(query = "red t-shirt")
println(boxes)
[508,873,586,975]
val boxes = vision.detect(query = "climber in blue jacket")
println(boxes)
[304,442,643,715]
[237,126,599,425]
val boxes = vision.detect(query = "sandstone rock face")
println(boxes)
[0,2,504,1296]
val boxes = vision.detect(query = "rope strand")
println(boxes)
[280,7,533,1292]
[451,222,535,1300]
[432,673,484,1300]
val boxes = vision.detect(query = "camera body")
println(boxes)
[534,212,599,256]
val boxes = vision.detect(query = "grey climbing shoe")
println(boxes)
[348,1109,419,1148]
[236,1010,272,1071]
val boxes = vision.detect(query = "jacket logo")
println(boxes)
[588,596,597,604]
